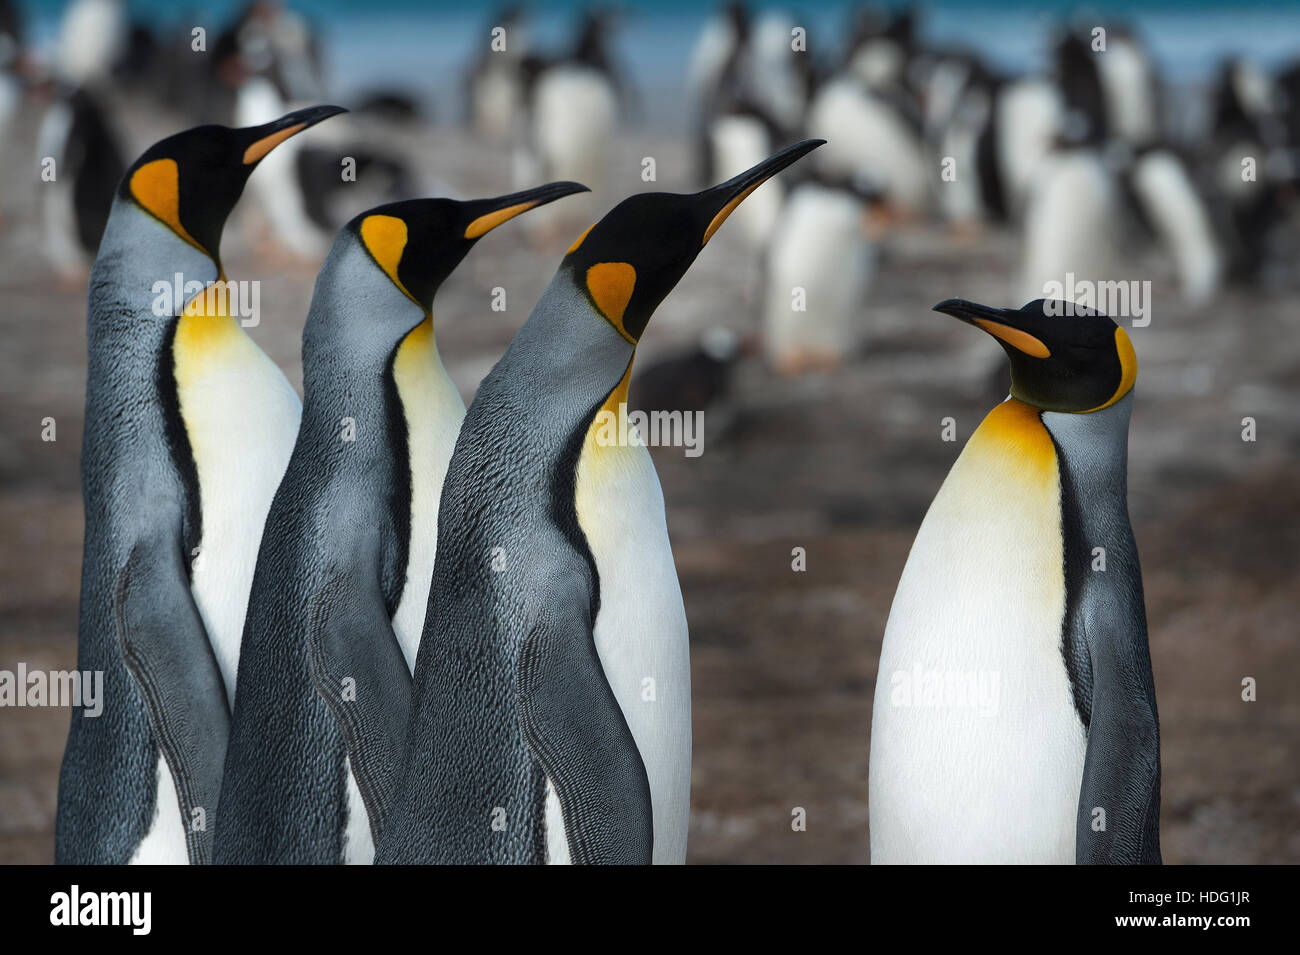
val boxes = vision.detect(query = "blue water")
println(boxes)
[18,0,1300,130]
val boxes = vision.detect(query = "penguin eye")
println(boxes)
[585,262,638,343]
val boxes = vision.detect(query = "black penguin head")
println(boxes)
[933,298,1137,413]
[347,181,589,313]
[120,104,346,267]
[562,138,824,343]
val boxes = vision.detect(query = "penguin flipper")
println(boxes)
[113,538,230,866]
[304,572,412,843]
[517,588,654,865]
[1074,599,1162,865]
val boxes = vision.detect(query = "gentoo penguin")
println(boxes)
[377,139,823,866]
[993,77,1065,219]
[1129,148,1224,306]
[870,297,1161,865]
[806,75,928,214]
[1093,26,1160,148]
[36,87,126,277]
[1019,139,1120,304]
[52,0,126,88]
[215,182,587,866]
[704,99,786,249]
[463,4,531,143]
[56,105,345,866]
[762,175,879,374]
[520,9,624,231]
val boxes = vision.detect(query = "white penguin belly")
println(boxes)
[764,184,875,367]
[173,307,302,710]
[573,412,691,865]
[128,758,190,865]
[342,757,374,864]
[388,317,465,671]
[869,400,1087,864]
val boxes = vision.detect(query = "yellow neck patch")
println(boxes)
[973,318,1051,359]
[464,200,540,239]
[1084,327,1138,413]
[586,262,638,343]
[360,214,421,307]
[242,123,305,165]
[129,159,205,254]
[967,398,1057,484]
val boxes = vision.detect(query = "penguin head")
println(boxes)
[347,181,590,313]
[119,104,346,267]
[933,298,1137,413]
[562,138,824,344]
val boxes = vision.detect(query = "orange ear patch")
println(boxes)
[129,159,203,252]
[1085,326,1138,412]
[972,318,1051,359]
[360,214,421,306]
[586,262,637,342]
[242,122,306,165]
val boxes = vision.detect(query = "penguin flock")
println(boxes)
[36,0,1292,866]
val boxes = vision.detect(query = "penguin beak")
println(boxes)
[240,104,348,166]
[697,138,826,246]
[461,181,590,239]
[933,298,1052,359]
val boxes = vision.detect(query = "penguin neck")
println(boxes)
[508,272,637,420]
[89,201,219,354]
[1040,393,1133,497]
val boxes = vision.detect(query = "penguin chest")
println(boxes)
[388,318,465,671]
[171,308,301,709]
[571,425,692,865]
[870,400,1087,864]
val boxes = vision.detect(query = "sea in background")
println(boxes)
[15,0,1300,131]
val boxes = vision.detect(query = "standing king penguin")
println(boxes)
[57,105,344,865]
[378,139,823,865]
[869,298,1161,865]
[215,182,588,865]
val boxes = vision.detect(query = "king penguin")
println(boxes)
[57,105,345,866]
[377,139,824,866]
[214,181,587,865]
[869,298,1161,865]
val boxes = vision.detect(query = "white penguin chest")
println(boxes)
[388,318,465,672]
[172,309,301,710]
[569,412,692,865]
[869,400,1087,864]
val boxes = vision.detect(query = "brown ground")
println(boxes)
[0,110,1296,864]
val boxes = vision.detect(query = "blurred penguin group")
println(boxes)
[685,2,1300,373]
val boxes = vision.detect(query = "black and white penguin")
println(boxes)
[762,174,880,373]
[805,73,928,215]
[376,139,823,865]
[1128,146,1224,306]
[56,106,344,866]
[870,297,1161,865]
[36,87,126,278]
[462,4,531,143]
[214,183,586,865]
[519,8,626,230]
